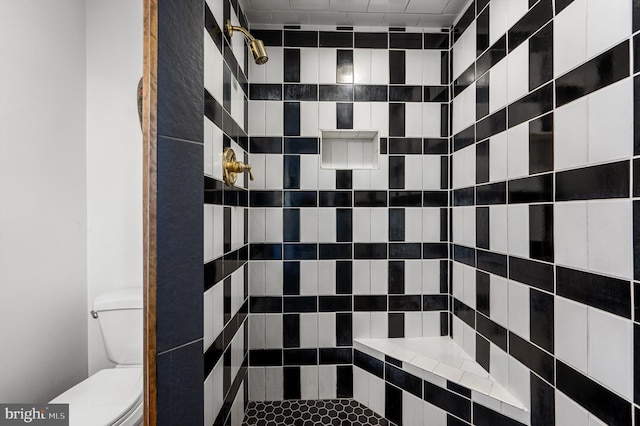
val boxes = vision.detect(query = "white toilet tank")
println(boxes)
[93,288,143,366]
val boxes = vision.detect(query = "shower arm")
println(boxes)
[225,21,256,42]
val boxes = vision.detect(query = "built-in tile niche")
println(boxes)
[320,130,379,169]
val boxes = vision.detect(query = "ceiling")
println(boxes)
[240,0,471,29]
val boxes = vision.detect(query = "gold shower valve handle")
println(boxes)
[222,147,253,186]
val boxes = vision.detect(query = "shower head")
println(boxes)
[225,20,269,65]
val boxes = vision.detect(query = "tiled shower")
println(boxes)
[183,0,640,425]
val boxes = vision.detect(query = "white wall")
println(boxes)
[86,0,143,374]
[0,0,88,402]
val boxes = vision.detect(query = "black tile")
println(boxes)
[388,313,405,338]
[423,243,448,259]
[477,313,508,351]
[530,288,554,353]
[336,170,352,189]
[249,244,283,260]
[529,22,553,91]
[425,86,449,102]
[453,187,475,206]
[390,295,422,311]
[283,191,317,207]
[250,349,283,368]
[389,86,422,102]
[319,348,353,364]
[319,243,352,260]
[319,85,353,101]
[531,373,555,426]
[319,295,352,312]
[337,50,354,84]
[249,191,282,207]
[389,156,405,189]
[476,334,490,373]
[354,190,387,207]
[635,0,640,33]
[354,350,384,378]
[250,137,282,154]
[636,202,640,281]
[283,243,317,260]
[508,82,553,128]
[556,40,630,107]
[249,84,283,100]
[476,73,490,121]
[252,29,282,46]
[441,156,449,190]
[556,161,630,201]
[283,296,317,313]
[636,324,640,404]
[336,312,353,346]
[477,35,507,77]
[354,32,388,49]
[635,282,640,321]
[454,63,476,97]
[476,271,490,316]
[284,84,318,101]
[283,367,301,399]
[386,364,421,398]
[476,182,507,205]
[447,415,471,426]
[454,245,476,267]
[636,76,640,156]
[424,191,449,207]
[389,209,405,242]
[283,349,317,365]
[283,260,300,294]
[354,243,387,259]
[157,0,204,142]
[389,191,423,207]
[389,103,406,137]
[320,31,353,48]
[529,204,553,263]
[453,125,475,151]
[250,296,283,313]
[156,137,203,353]
[224,207,231,253]
[319,191,352,207]
[635,158,640,198]
[453,2,475,43]
[336,209,352,242]
[508,0,553,53]
[354,85,388,102]
[389,260,405,294]
[284,102,300,136]
[509,331,554,383]
[284,49,300,82]
[447,381,471,398]
[337,365,353,398]
[283,155,300,189]
[476,108,506,142]
[441,103,449,138]
[284,30,318,47]
[509,256,553,292]
[390,32,422,49]
[390,242,421,259]
[508,173,553,203]
[424,32,449,49]
[389,50,406,84]
[441,51,450,85]
[423,294,448,311]
[556,266,631,318]
[557,360,632,426]
[473,403,525,426]
[529,113,554,174]
[476,141,489,184]
[389,138,422,154]
[157,341,204,426]
[354,295,387,311]
[336,103,353,129]
[555,0,574,14]
[285,137,318,154]
[454,299,475,328]
[476,6,489,55]
[424,381,471,422]
[223,278,231,324]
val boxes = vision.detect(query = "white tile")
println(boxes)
[422,50,442,85]
[371,103,389,137]
[370,261,388,294]
[204,119,214,176]
[203,288,215,350]
[489,205,508,254]
[264,314,282,349]
[319,102,337,130]
[353,312,371,339]
[423,401,447,426]
[422,312,441,336]
[490,275,508,328]
[405,208,423,243]
[555,391,589,426]
[265,154,283,189]
[402,392,424,426]
[300,102,319,137]
[489,343,509,387]
[370,49,389,84]
[299,48,319,83]
[249,314,265,349]
[353,208,371,242]
[212,126,224,179]
[265,101,283,136]
[354,49,371,84]
[249,261,266,296]
[489,0,508,46]
[353,367,369,406]
[405,103,423,137]
[300,366,319,399]
[452,21,476,80]
[486,132,507,184]
[422,155,441,190]
[317,260,336,295]
[265,261,283,296]
[489,58,508,113]
[300,208,318,243]
[507,280,530,340]
[506,0,528,29]
[204,205,214,261]
[300,260,318,295]
[318,208,336,244]
[554,96,588,170]
[588,78,633,164]
[507,204,529,258]
[554,0,587,77]
[318,312,336,347]
[213,284,224,337]
[265,208,283,242]
[422,260,440,293]
[422,207,441,242]
[554,297,588,373]
[265,367,283,400]
[404,155,423,190]
[353,260,371,295]
[249,367,266,401]
[462,82,477,132]
[300,313,318,348]
[554,202,588,270]
[353,102,372,130]
[507,358,530,410]
[368,374,386,417]
[452,94,464,136]
[588,200,632,279]
[370,208,388,242]
[318,48,337,84]
[264,47,283,83]
[588,308,633,399]
[586,0,631,58]
[371,154,388,188]
[249,101,266,137]
[370,312,388,338]
[451,150,464,190]
[405,50,423,85]
[318,365,337,399]
[299,154,319,190]
[507,40,529,104]
[423,103,441,138]
[462,206,476,248]
[452,261,464,301]
[405,260,422,294]
[507,122,529,179]
[405,311,423,338]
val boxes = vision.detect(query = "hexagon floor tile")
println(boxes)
[242,399,389,426]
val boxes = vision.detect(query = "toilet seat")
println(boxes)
[50,367,142,426]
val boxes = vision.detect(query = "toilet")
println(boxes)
[50,288,143,426]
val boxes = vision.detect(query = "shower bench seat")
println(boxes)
[353,336,529,425]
